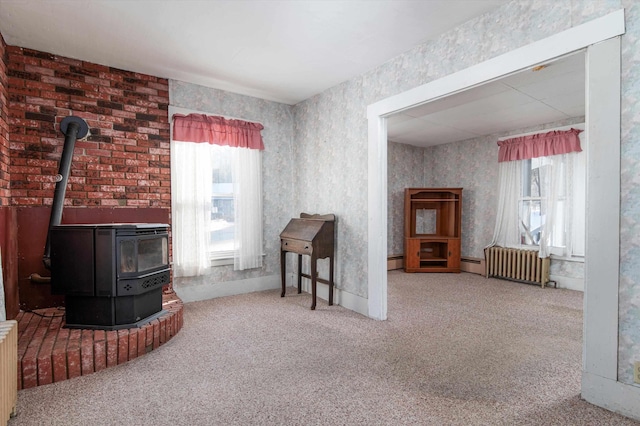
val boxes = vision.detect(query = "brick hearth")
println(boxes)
[15,292,183,389]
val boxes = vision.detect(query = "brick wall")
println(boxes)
[6,47,171,208]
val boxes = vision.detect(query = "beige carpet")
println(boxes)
[8,272,639,425]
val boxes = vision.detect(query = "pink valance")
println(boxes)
[173,113,264,150]
[498,128,582,162]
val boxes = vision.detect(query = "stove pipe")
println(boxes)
[42,116,89,270]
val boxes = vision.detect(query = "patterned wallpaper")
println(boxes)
[169,80,295,286]
[618,0,640,388]
[293,0,639,386]
[387,142,425,256]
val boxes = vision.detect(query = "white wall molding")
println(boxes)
[583,36,621,382]
[549,275,584,292]
[286,272,369,316]
[582,372,640,421]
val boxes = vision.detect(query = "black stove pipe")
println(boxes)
[42,116,89,270]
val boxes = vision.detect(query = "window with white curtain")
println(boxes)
[171,113,264,277]
[489,125,585,259]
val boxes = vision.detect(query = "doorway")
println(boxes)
[367,9,626,413]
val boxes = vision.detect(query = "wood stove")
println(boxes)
[50,223,170,330]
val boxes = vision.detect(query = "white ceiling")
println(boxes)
[388,52,586,147]
[0,0,507,105]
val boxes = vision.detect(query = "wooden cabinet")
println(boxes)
[404,188,462,273]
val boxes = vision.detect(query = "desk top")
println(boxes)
[280,218,328,242]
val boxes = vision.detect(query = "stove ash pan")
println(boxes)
[50,223,170,330]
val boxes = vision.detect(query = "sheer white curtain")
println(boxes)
[170,141,213,277]
[232,147,263,270]
[538,153,574,258]
[488,160,522,248]
[488,153,577,258]
[171,141,263,275]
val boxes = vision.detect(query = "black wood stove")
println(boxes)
[40,116,171,330]
[50,223,170,330]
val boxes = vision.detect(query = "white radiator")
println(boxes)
[485,246,550,288]
[0,320,17,424]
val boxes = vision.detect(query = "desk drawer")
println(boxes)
[281,238,312,255]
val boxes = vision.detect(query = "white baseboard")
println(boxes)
[582,371,640,421]
[461,256,485,275]
[174,274,281,303]
[287,273,369,317]
[387,254,403,271]
[550,274,584,292]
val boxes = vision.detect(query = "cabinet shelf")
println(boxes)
[404,188,462,273]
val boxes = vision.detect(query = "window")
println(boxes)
[171,112,265,277]
[490,125,585,259]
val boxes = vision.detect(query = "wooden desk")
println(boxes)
[280,213,335,310]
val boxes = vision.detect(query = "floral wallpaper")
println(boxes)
[169,80,295,287]
[618,0,640,389]
[293,0,639,386]
[387,141,425,256]
[292,88,369,296]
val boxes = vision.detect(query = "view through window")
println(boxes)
[210,145,234,257]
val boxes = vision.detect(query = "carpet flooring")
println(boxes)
[8,271,639,425]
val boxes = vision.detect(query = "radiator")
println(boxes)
[485,246,550,288]
[0,320,17,424]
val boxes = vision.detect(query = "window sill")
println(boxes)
[210,257,234,267]
[209,253,266,267]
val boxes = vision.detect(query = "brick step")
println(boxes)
[15,292,183,389]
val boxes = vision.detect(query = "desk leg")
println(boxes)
[310,256,317,310]
[297,254,302,294]
[328,255,334,306]
[280,250,286,297]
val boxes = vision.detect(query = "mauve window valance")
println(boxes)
[172,113,265,150]
[497,128,582,162]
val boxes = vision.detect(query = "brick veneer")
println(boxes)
[16,292,183,389]
[6,46,171,208]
